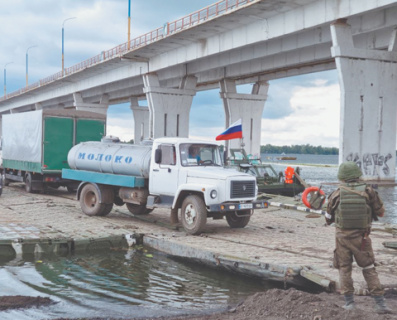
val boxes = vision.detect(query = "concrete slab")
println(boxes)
[1,183,396,294]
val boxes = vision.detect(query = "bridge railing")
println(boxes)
[0,0,256,103]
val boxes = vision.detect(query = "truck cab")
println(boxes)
[150,139,223,195]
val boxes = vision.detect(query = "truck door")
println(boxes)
[43,117,74,170]
[149,144,179,197]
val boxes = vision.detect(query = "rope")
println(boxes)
[268,201,326,216]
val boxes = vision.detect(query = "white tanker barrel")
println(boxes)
[67,141,152,178]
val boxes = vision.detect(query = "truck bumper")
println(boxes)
[209,200,268,212]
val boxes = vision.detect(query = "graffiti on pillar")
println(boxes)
[346,152,393,176]
[345,152,361,168]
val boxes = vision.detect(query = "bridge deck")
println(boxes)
[0,184,396,293]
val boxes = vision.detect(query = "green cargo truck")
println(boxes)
[1,109,106,193]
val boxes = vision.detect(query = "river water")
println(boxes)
[1,154,396,319]
[263,153,397,224]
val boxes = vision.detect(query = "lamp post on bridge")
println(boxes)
[62,17,76,76]
[26,45,37,87]
[4,62,13,97]
[128,0,131,50]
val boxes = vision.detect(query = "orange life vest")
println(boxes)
[284,167,295,184]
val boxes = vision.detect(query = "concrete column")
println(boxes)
[143,73,197,139]
[73,92,109,115]
[331,20,397,181]
[35,103,42,110]
[219,79,268,157]
[130,97,149,143]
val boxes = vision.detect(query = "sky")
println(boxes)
[0,0,341,148]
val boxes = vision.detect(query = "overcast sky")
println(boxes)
[0,0,340,148]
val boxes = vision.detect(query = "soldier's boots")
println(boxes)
[373,295,392,314]
[342,294,355,310]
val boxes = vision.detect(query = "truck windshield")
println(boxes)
[180,143,222,167]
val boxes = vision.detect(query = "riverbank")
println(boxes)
[1,183,397,318]
[3,287,397,320]
[112,287,397,320]
[6,288,393,320]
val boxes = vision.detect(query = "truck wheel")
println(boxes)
[181,195,207,235]
[99,187,114,216]
[67,186,76,193]
[25,173,34,193]
[3,175,9,186]
[226,210,251,228]
[126,203,150,215]
[99,203,114,216]
[114,196,124,206]
[80,184,108,216]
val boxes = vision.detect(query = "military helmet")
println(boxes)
[337,161,362,181]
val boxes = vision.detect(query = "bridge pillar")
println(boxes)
[130,97,149,143]
[219,79,268,157]
[143,74,197,139]
[331,20,397,181]
[73,92,109,115]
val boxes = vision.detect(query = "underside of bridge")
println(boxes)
[0,0,396,180]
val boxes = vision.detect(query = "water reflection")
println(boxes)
[0,247,279,319]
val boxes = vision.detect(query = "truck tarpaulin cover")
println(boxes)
[2,110,42,162]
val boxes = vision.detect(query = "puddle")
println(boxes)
[0,246,282,319]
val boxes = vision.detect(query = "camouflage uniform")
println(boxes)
[326,162,392,314]
[327,185,385,296]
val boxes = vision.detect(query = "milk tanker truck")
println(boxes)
[62,137,268,234]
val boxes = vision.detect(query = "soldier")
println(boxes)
[326,161,392,314]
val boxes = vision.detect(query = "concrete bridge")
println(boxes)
[0,0,396,180]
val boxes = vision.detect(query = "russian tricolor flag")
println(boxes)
[216,119,243,141]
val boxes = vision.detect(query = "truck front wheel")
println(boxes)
[80,184,111,216]
[181,195,207,235]
[226,210,251,228]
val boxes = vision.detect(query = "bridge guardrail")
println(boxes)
[0,0,256,103]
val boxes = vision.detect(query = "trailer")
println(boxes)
[1,109,106,193]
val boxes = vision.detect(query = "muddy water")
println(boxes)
[0,246,281,319]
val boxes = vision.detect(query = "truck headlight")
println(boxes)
[210,190,217,199]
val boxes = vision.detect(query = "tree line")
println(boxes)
[124,140,338,155]
[260,144,339,155]
[120,140,397,157]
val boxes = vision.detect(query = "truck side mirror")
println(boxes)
[155,148,162,164]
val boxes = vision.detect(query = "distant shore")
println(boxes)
[260,144,338,156]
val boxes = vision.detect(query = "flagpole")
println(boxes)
[215,118,243,164]
[225,139,230,161]
[224,144,228,164]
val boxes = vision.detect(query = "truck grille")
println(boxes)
[230,180,255,199]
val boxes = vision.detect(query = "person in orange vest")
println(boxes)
[284,167,295,184]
